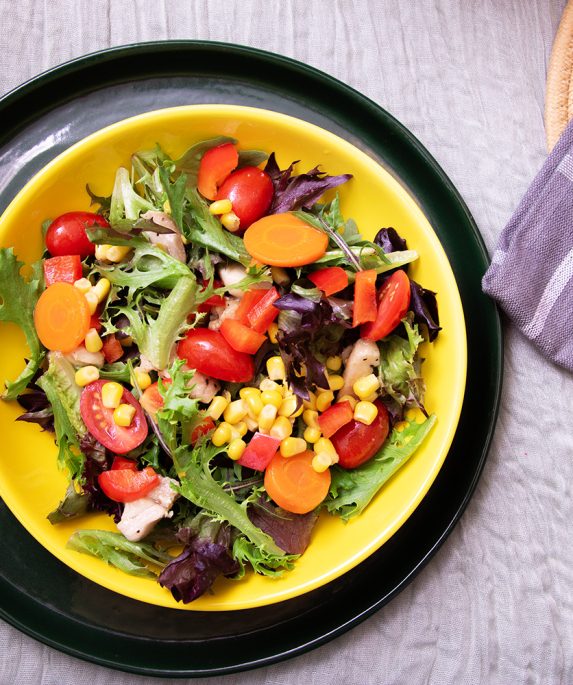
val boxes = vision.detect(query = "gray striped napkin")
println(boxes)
[482,120,573,371]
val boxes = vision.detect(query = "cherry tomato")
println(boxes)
[361,270,411,341]
[330,401,390,469]
[98,466,159,503]
[197,143,238,200]
[177,329,254,383]
[80,380,148,454]
[111,456,138,471]
[216,166,274,230]
[189,416,216,444]
[139,379,173,420]
[45,211,109,258]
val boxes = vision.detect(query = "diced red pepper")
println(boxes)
[220,318,266,354]
[233,288,268,325]
[190,416,216,444]
[43,255,82,286]
[238,432,280,471]
[247,286,280,333]
[197,143,239,201]
[90,314,102,332]
[308,267,349,297]
[101,334,124,363]
[352,269,378,327]
[317,401,354,438]
[98,466,159,503]
[111,456,138,471]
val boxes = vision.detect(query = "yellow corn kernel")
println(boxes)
[316,389,334,412]
[113,403,136,427]
[93,277,111,303]
[354,401,379,426]
[235,421,248,438]
[133,368,152,391]
[73,278,92,294]
[221,211,240,232]
[326,355,342,372]
[95,244,111,261]
[261,389,283,409]
[239,387,260,400]
[244,415,259,432]
[107,245,132,263]
[266,356,286,382]
[209,198,233,215]
[211,422,232,446]
[84,290,99,315]
[291,401,304,417]
[394,421,409,433]
[101,381,124,409]
[353,374,380,400]
[258,404,278,433]
[303,426,321,444]
[312,452,332,473]
[337,394,357,409]
[270,266,290,286]
[280,437,307,458]
[314,437,337,458]
[303,409,319,429]
[228,438,247,461]
[74,365,100,387]
[405,407,426,424]
[302,392,317,410]
[84,328,103,353]
[206,395,229,421]
[270,416,293,441]
[327,374,345,391]
[223,399,248,425]
[268,322,279,344]
[242,392,263,417]
[278,395,298,417]
[259,378,282,393]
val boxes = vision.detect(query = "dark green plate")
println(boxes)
[0,41,502,677]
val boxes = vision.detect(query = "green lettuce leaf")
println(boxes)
[109,167,157,224]
[156,360,201,452]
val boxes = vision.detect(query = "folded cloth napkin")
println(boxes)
[482,118,573,371]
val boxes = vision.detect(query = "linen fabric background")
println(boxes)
[1,1,572,684]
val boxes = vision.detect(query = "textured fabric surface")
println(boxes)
[1,1,573,684]
[482,117,573,370]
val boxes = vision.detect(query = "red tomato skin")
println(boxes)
[45,212,108,258]
[317,401,354,438]
[43,255,83,286]
[190,416,216,444]
[330,401,390,469]
[238,432,280,471]
[177,329,254,383]
[101,334,123,363]
[80,380,148,454]
[361,270,411,341]
[197,143,238,200]
[111,456,138,471]
[216,166,274,230]
[98,466,159,503]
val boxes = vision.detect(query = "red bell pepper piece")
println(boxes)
[43,255,82,286]
[197,143,239,200]
[101,334,124,363]
[238,432,280,471]
[89,314,102,332]
[352,269,378,327]
[308,267,349,296]
[220,318,266,354]
[233,288,268,325]
[247,286,280,333]
[317,401,354,438]
[197,279,226,312]
[98,466,159,503]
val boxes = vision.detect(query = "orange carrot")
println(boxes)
[264,450,331,514]
[33,282,91,352]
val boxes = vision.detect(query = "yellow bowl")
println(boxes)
[0,105,466,611]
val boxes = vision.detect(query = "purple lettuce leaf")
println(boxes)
[247,498,319,555]
[80,436,123,522]
[410,280,441,342]
[16,389,54,431]
[374,227,408,254]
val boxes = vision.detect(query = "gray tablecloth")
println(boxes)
[1,1,572,683]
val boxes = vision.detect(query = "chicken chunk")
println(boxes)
[218,262,248,298]
[208,296,241,330]
[116,476,179,542]
[337,339,380,398]
[64,345,105,368]
[187,370,220,404]
[142,210,186,263]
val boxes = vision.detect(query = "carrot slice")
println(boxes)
[243,213,329,267]
[264,450,331,514]
[34,282,91,352]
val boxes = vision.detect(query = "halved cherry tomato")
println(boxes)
[246,286,280,333]
[98,466,159,503]
[233,287,268,325]
[317,401,354,438]
[45,211,109,258]
[80,380,148,454]
[197,143,238,200]
[43,255,83,286]
[220,318,266,354]
[308,267,349,297]
[330,400,390,469]
[101,334,123,363]
[34,282,91,352]
[140,380,171,419]
[361,270,411,341]
[215,166,274,230]
[111,456,138,471]
[264,450,331,514]
[238,432,280,471]
[177,329,254,382]
[189,416,216,444]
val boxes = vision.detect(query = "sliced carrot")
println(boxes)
[264,450,331,514]
[34,282,91,352]
[243,213,329,267]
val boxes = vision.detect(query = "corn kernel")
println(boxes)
[84,328,103,353]
[258,404,278,433]
[113,403,136,427]
[235,421,248,438]
[405,407,426,424]
[107,245,132,262]
[354,401,379,426]
[239,387,260,400]
[74,365,100,387]
[316,389,334,412]
[394,421,409,433]
[280,437,307,458]
[212,422,232,446]
[206,396,229,420]
[95,244,111,261]
[209,198,233,215]
[93,277,111,303]
[312,453,332,473]
[259,378,282,393]
[353,374,380,400]
[270,416,293,441]
[337,394,357,409]
[326,355,342,372]
[302,409,319,429]
[266,356,286,381]
[223,399,248,424]
[261,389,283,409]
[327,374,345,391]
[303,426,321,444]
[101,381,124,409]
[221,211,240,232]
[73,278,92,294]
[268,322,279,344]
[84,290,99,315]
[133,369,151,390]
[244,392,264,417]
[302,392,317,410]
[314,437,337,458]
[278,395,298,417]
[228,438,246,461]
[244,415,259,432]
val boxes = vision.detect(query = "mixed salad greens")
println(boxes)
[0,135,441,604]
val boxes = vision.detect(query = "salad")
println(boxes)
[0,136,441,604]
